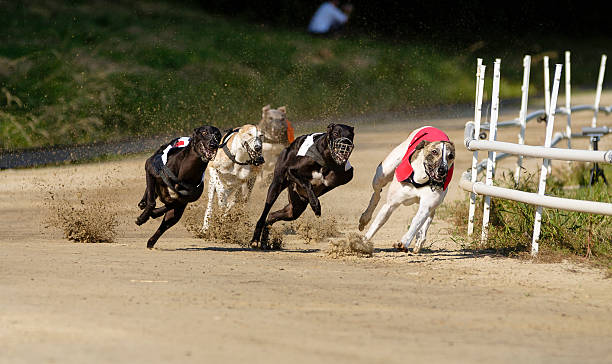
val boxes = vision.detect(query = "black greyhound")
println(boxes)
[136,125,222,249]
[251,123,355,248]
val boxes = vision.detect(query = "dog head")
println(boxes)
[326,123,355,165]
[415,140,455,185]
[259,104,288,144]
[192,125,222,162]
[238,124,265,166]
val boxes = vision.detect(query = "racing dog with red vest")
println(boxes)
[358,126,455,253]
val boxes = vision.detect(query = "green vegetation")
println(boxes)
[0,0,502,150]
[443,164,612,268]
[1,1,610,150]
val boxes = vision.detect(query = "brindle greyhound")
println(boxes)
[258,104,290,181]
[251,123,355,248]
[358,126,455,253]
[136,125,222,249]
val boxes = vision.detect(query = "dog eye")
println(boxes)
[432,150,439,155]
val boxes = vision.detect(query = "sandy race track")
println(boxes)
[2,105,612,363]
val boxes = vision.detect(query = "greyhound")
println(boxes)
[136,125,222,249]
[251,123,355,248]
[202,124,264,231]
[358,126,455,253]
[257,104,293,181]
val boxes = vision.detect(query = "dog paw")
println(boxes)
[135,215,149,226]
[393,242,408,253]
[311,201,321,216]
[358,215,368,231]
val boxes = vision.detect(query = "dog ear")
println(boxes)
[262,104,271,118]
[414,140,430,151]
[278,106,287,115]
[327,123,336,134]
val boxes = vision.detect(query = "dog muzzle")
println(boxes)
[330,137,354,165]
[243,139,265,166]
[200,135,220,161]
[201,145,218,162]
[424,162,447,186]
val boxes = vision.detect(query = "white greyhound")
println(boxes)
[202,124,264,231]
[358,126,455,253]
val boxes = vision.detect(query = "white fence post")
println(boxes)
[481,58,501,245]
[544,56,551,116]
[565,51,572,149]
[532,64,563,256]
[515,55,531,184]
[468,60,486,236]
[592,54,607,128]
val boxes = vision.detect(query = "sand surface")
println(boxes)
[2,99,612,363]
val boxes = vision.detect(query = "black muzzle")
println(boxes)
[330,137,354,165]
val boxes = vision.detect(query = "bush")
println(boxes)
[442,164,612,266]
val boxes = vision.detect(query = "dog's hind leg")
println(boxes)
[359,163,394,231]
[251,178,288,246]
[147,205,186,249]
[138,190,147,210]
[136,170,158,226]
[363,198,401,242]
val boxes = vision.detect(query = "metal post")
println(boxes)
[481,59,501,245]
[468,61,486,236]
[532,64,563,256]
[515,55,531,184]
[592,54,606,128]
[544,56,550,116]
[565,51,572,149]
[543,56,553,173]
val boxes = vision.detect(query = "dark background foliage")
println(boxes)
[196,0,610,42]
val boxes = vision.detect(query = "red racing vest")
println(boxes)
[395,127,453,190]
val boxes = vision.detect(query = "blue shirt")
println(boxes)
[308,2,349,34]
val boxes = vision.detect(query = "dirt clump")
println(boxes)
[328,233,373,258]
[45,190,118,244]
[291,211,341,244]
[183,202,284,249]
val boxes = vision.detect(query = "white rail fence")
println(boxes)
[461,53,612,256]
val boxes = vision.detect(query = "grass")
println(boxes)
[0,0,514,150]
[2,1,611,151]
[442,163,612,269]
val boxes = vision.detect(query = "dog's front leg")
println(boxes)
[412,212,434,253]
[286,168,320,216]
[398,202,437,252]
[147,204,186,249]
[202,170,218,231]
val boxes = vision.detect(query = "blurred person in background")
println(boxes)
[308,0,353,36]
